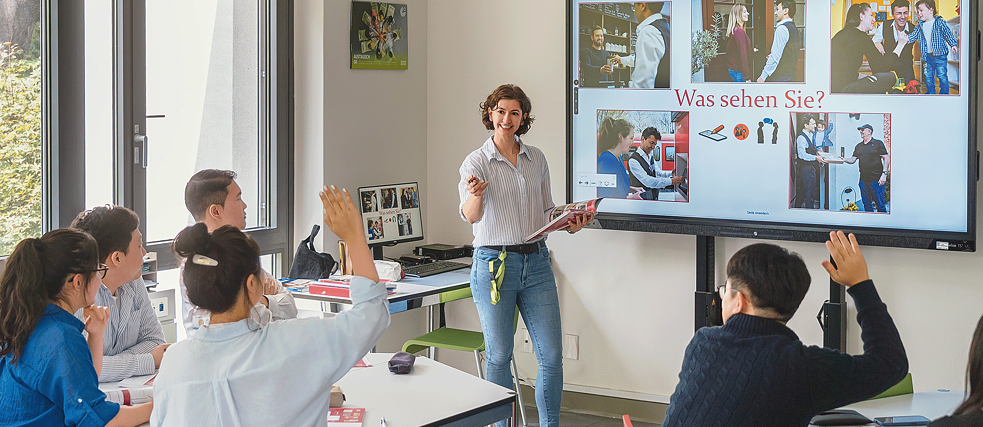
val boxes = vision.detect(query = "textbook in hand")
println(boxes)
[523,198,601,242]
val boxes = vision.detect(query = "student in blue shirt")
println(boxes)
[0,228,152,426]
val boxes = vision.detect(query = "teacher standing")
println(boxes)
[459,84,591,427]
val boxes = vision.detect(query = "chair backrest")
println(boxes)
[869,373,913,400]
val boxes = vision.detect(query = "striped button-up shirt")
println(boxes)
[459,136,555,247]
[75,277,166,383]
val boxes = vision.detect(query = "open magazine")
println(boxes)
[523,198,601,243]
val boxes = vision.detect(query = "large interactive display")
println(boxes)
[568,1,977,250]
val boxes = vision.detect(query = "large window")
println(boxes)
[0,0,42,256]
[0,0,293,276]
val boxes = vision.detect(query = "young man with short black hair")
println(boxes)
[71,205,169,382]
[181,169,297,335]
[662,231,908,427]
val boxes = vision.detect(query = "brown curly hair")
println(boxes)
[479,84,534,136]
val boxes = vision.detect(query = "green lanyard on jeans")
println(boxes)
[489,251,507,305]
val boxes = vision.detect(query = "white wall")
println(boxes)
[295,0,983,402]
[425,0,983,401]
[294,0,431,351]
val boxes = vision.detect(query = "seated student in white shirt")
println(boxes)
[71,205,170,382]
[151,185,390,426]
[180,169,297,335]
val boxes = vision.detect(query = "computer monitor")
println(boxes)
[357,182,424,260]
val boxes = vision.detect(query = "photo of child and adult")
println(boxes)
[831,0,961,94]
[789,112,891,213]
[577,2,671,89]
[692,0,805,83]
[595,110,690,202]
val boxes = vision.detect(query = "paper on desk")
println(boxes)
[327,407,364,425]
[118,373,156,388]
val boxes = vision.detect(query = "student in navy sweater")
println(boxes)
[662,231,908,427]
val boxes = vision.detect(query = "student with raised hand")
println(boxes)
[71,205,169,382]
[928,313,983,426]
[0,229,152,426]
[150,185,390,427]
[662,231,908,427]
[180,169,297,335]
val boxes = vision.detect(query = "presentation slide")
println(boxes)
[570,1,973,235]
[358,183,423,244]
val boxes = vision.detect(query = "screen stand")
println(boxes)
[694,235,721,331]
[819,256,848,351]
[371,245,384,261]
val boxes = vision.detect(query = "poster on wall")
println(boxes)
[350,1,408,70]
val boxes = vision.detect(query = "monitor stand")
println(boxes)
[371,245,385,261]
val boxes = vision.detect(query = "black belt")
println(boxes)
[484,241,546,255]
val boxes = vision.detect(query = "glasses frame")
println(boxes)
[93,263,109,279]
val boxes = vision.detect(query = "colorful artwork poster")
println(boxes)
[350,1,408,70]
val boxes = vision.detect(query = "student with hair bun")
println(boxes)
[150,186,390,426]
[0,229,152,426]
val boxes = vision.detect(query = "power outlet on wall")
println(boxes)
[521,329,532,353]
[562,334,579,360]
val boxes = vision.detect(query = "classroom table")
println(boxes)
[335,352,515,426]
[811,390,965,426]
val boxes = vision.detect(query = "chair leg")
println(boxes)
[511,354,527,427]
[473,350,484,379]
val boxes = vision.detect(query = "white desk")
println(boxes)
[811,390,965,426]
[336,353,515,426]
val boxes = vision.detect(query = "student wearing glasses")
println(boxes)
[0,229,152,426]
[70,205,169,382]
[662,231,908,427]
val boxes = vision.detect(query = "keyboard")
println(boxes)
[403,260,470,277]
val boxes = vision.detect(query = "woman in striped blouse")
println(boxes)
[459,84,591,427]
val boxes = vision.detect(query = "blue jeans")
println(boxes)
[728,69,744,82]
[924,54,949,94]
[472,245,563,427]
[859,179,887,212]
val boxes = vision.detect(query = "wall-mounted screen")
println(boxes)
[567,0,977,250]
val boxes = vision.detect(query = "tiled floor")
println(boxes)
[518,405,661,427]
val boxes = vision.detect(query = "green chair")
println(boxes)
[402,287,527,426]
[869,373,913,400]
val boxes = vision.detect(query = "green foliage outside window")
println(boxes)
[0,43,42,255]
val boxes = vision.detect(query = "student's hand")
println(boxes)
[466,175,488,198]
[151,343,171,368]
[566,212,595,234]
[821,231,870,287]
[320,185,365,244]
[263,275,281,295]
[82,305,110,337]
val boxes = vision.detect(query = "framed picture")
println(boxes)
[350,1,408,70]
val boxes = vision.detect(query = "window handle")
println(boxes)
[134,134,148,168]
